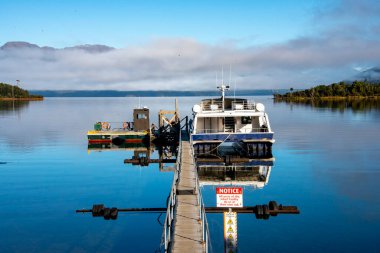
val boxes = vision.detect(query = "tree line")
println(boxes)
[274,81,380,99]
[0,82,42,99]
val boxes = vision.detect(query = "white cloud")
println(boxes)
[1,0,380,90]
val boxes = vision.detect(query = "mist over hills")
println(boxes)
[30,89,283,97]
[2,39,380,91]
[0,41,114,53]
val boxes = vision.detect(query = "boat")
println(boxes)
[190,85,274,156]
[87,108,151,144]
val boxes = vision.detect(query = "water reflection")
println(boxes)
[0,100,30,115]
[88,142,150,151]
[196,154,301,253]
[274,98,380,112]
[198,160,274,189]
[88,142,177,172]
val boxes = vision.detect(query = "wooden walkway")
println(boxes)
[171,141,205,253]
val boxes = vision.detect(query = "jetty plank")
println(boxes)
[172,141,205,253]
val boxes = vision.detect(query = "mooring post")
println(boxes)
[185,116,189,134]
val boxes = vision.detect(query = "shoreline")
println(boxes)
[0,97,44,101]
[273,96,380,101]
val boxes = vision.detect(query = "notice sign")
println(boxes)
[216,187,243,208]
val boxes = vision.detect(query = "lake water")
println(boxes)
[0,97,379,253]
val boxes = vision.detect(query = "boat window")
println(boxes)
[241,116,252,124]
[137,113,147,119]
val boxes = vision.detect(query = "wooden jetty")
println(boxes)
[171,140,205,253]
[76,100,301,253]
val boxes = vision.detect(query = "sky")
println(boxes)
[0,0,380,90]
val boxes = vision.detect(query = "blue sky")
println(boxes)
[0,0,380,90]
[1,0,317,47]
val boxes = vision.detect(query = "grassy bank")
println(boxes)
[0,82,43,100]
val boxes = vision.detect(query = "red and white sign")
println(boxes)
[216,187,243,208]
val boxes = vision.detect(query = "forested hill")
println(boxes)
[0,83,43,99]
[30,89,285,97]
[274,81,380,100]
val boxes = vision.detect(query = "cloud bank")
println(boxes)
[1,0,379,90]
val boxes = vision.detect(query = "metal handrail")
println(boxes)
[200,100,256,111]
[192,144,211,253]
[161,133,210,253]
[93,121,135,131]
[161,133,182,252]
[231,100,255,110]
[195,127,269,134]
[200,101,223,111]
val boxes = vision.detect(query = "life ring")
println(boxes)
[102,122,110,130]
[122,122,127,130]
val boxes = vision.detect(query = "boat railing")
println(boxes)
[231,100,256,110]
[195,127,269,134]
[93,121,134,131]
[238,127,269,133]
[200,101,223,111]
[200,100,256,111]
[196,129,224,134]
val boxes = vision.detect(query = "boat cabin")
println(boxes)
[133,108,150,131]
[192,98,270,134]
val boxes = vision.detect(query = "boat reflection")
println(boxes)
[88,142,150,151]
[196,156,275,253]
[88,142,177,172]
[197,158,274,189]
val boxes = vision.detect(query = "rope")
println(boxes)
[195,133,232,156]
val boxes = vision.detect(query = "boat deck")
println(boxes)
[87,130,148,136]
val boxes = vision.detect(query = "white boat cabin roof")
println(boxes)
[197,97,258,112]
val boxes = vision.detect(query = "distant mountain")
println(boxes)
[63,44,114,53]
[358,67,380,82]
[1,41,41,50]
[29,89,285,97]
[0,41,114,53]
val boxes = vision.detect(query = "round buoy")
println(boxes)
[269,201,279,216]
[103,208,111,220]
[110,207,118,220]
[112,137,125,146]
[263,204,270,220]
[92,204,104,217]
[255,205,263,219]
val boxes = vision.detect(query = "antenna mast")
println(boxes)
[217,84,230,111]
[222,66,224,85]
[229,64,231,86]
[234,80,236,100]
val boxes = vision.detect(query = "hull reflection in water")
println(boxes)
[194,141,273,159]
[88,142,177,172]
[88,142,149,151]
[197,159,274,189]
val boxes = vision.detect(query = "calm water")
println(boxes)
[0,97,379,253]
